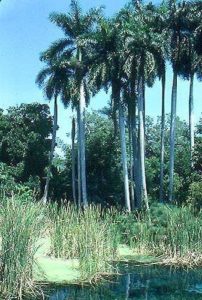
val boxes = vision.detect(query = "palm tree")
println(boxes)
[167,0,185,202]
[167,0,202,201]
[120,2,164,209]
[36,58,72,203]
[45,0,102,207]
[86,17,132,210]
[177,0,202,168]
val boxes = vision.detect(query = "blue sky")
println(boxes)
[0,0,201,143]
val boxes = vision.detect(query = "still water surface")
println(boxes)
[47,264,202,300]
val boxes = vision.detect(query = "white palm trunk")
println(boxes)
[159,71,166,203]
[169,71,177,202]
[128,113,135,210]
[79,81,88,207]
[138,78,149,210]
[77,107,81,207]
[119,102,131,212]
[71,117,76,205]
[131,96,141,209]
[189,73,194,168]
[42,96,58,204]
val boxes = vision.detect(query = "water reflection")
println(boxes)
[46,264,202,300]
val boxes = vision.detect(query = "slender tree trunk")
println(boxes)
[79,81,88,207]
[77,107,81,208]
[189,73,194,168]
[159,70,166,203]
[169,71,177,202]
[42,96,58,204]
[78,49,87,207]
[119,101,131,211]
[142,82,146,132]
[138,77,149,210]
[111,97,118,137]
[71,117,76,205]
[128,107,135,210]
[130,86,141,209]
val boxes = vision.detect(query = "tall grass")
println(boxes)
[164,206,202,263]
[49,203,79,259]
[49,204,119,281]
[119,204,202,266]
[77,206,118,280]
[0,196,44,299]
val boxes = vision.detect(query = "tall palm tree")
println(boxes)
[44,0,102,207]
[177,0,202,168]
[167,0,202,201]
[167,0,185,202]
[120,2,164,209]
[36,58,72,203]
[86,17,132,211]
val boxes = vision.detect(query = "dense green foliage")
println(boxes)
[0,103,52,196]
[48,111,201,208]
[0,103,200,209]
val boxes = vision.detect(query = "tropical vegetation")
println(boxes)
[0,0,202,299]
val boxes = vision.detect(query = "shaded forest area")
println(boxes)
[0,103,201,209]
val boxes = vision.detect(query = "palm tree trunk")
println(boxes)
[142,82,146,132]
[79,81,88,207]
[71,117,76,205]
[130,86,141,209]
[128,112,135,210]
[169,71,177,202]
[159,70,166,203]
[127,104,135,210]
[138,77,149,210]
[111,97,118,137]
[78,49,87,207]
[42,95,58,204]
[119,101,131,211]
[77,107,81,208]
[189,73,194,168]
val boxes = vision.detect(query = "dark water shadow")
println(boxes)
[43,264,202,300]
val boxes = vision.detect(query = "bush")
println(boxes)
[187,181,202,210]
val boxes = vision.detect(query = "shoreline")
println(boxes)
[33,240,202,286]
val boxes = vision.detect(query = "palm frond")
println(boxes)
[49,12,75,38]
[40,39,74,61]
[35,67,51,87]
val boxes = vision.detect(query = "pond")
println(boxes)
[46,264,202,300]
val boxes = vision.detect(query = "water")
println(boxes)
[46,264,202,300]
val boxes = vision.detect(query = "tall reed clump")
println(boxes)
[0,196,44,299]
[49,203,79,259]
[164,206,202,264]
[49,204,119,281]
[114,211,152,253]
[77,205,118,281]
[116,204,202,266]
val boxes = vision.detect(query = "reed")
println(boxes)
[0,196,44,299]
[49,204,119,281]
[49,203,79,259]
[120,204,202,266]
[77,205,118,280]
